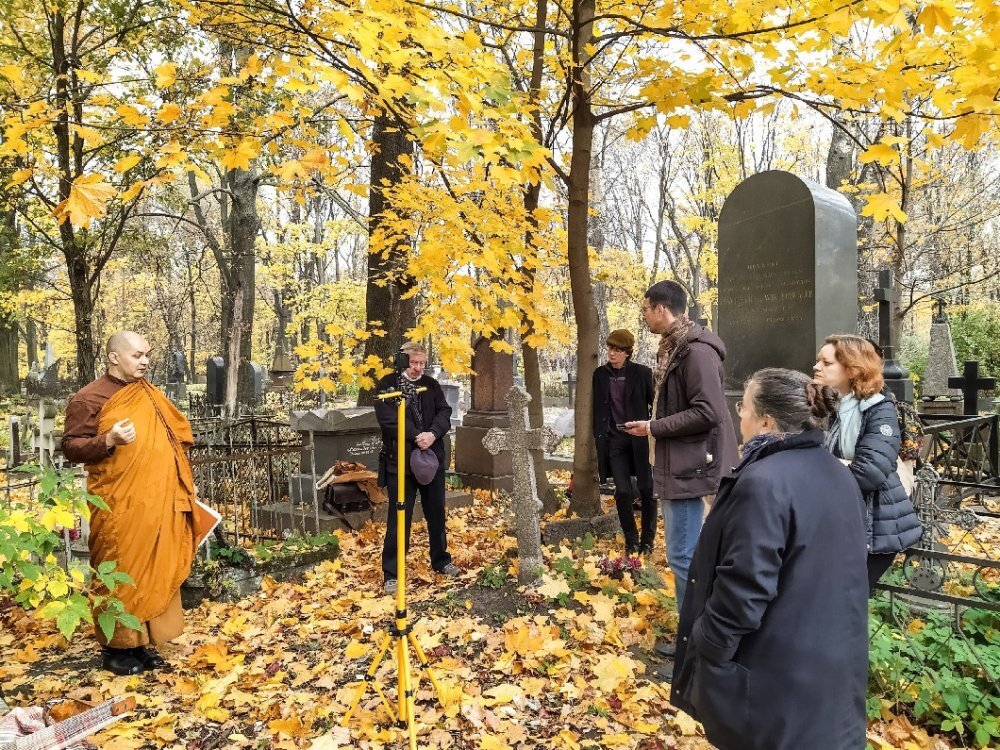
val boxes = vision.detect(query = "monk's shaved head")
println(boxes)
[106,331,151,382]
[106,330,145,356]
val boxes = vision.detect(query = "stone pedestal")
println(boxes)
[454,337,516,491]
[918,397,963,418]
[455,411,513,491]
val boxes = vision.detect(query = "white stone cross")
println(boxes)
[483,386,559,584]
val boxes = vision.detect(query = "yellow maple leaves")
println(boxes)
[51,174,116,228]
[220,139,261,170]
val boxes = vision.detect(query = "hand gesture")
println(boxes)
[415,431,436,450]
[106,418,136,447]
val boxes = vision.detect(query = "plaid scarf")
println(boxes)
[648,314,694,465]
[398,372,424,431]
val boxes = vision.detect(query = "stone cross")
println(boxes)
[482,386,559,584]
[31,399,58,466]
[874,269,914,402]
[948,360,996,416]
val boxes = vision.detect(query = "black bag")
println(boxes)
[322,483,374,530]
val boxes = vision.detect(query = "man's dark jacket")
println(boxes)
[649,323,738,499]
[373,373,452,482]
[592,360,653,482]
[670,430,869,750]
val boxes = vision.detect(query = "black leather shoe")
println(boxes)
[639,543,654,557]
[130,646,168,671]
[102,647,144,676]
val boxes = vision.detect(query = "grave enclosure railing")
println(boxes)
[920,413,999,488]
[188,417,320,547]
[870,415,1000,737]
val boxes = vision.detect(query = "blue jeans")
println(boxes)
[661,497,705,609]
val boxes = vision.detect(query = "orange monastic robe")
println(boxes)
[74,379,197,648]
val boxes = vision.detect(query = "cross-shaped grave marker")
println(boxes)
[483,386,559,584]
[874,269,914,402]
[948,360,996,416]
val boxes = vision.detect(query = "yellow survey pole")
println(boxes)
[342,385,443,749]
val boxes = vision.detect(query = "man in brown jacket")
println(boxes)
[625,281,737,609]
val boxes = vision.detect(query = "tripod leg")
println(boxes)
[408,632,446,705]
[402,640,418,750]
[341,633,393,726]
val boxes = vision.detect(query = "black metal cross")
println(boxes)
[873,269,895,355]
[948,360,996,416]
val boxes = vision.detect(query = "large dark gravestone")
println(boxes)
[206,356,226,409]
[718,170,857,389]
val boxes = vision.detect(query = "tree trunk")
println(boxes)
[591,125,610,363]
[359,111,416,406]
[0,314,18,394]
[25,319,37,368]
[226,167,258,406]
[566,0,601,518]
[67,256,98,385]
[52,9,97,386]
[187,249,197,379]
[523,0,555,512]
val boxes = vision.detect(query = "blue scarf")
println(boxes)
[740,432,785,462]
[829,392,885,460]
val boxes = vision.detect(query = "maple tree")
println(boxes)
[0,0,182,385]
[407,0,1000,513]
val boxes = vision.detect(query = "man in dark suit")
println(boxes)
[374,342,460,594]
[592,329,655,555]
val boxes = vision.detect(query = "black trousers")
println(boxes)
[867,552,898,594]
[381,468,452,580]
[607,431,656,550]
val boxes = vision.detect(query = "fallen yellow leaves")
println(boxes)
[4,495,940,750]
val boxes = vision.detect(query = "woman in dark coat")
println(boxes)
[592,329,655,555]
[671,368,869,750]
[814,334,923,591]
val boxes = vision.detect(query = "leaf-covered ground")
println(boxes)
[1,493,708,749]
[0,491,967,749]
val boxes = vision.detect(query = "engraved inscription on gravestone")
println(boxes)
[718,170,857,389]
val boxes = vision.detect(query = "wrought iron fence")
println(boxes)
[189,417,318,545]
[922,413,999,486]
[871,462,1000,743]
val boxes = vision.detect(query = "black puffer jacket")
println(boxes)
[829,392,923,554]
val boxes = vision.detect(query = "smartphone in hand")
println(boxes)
[616,423,628,430]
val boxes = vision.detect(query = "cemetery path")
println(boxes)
[1,492,967,749]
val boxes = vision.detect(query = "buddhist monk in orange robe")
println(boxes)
[62,331,197,675]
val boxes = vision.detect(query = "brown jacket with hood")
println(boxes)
[650,323,738,500]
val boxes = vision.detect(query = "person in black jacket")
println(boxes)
[814,334,923,591]
[592,329,655,555]
[671,368,868,750]
[374,342,460,594]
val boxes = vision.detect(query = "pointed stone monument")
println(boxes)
[919,298,962,417]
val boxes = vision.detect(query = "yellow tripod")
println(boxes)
[342,387,445,749]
